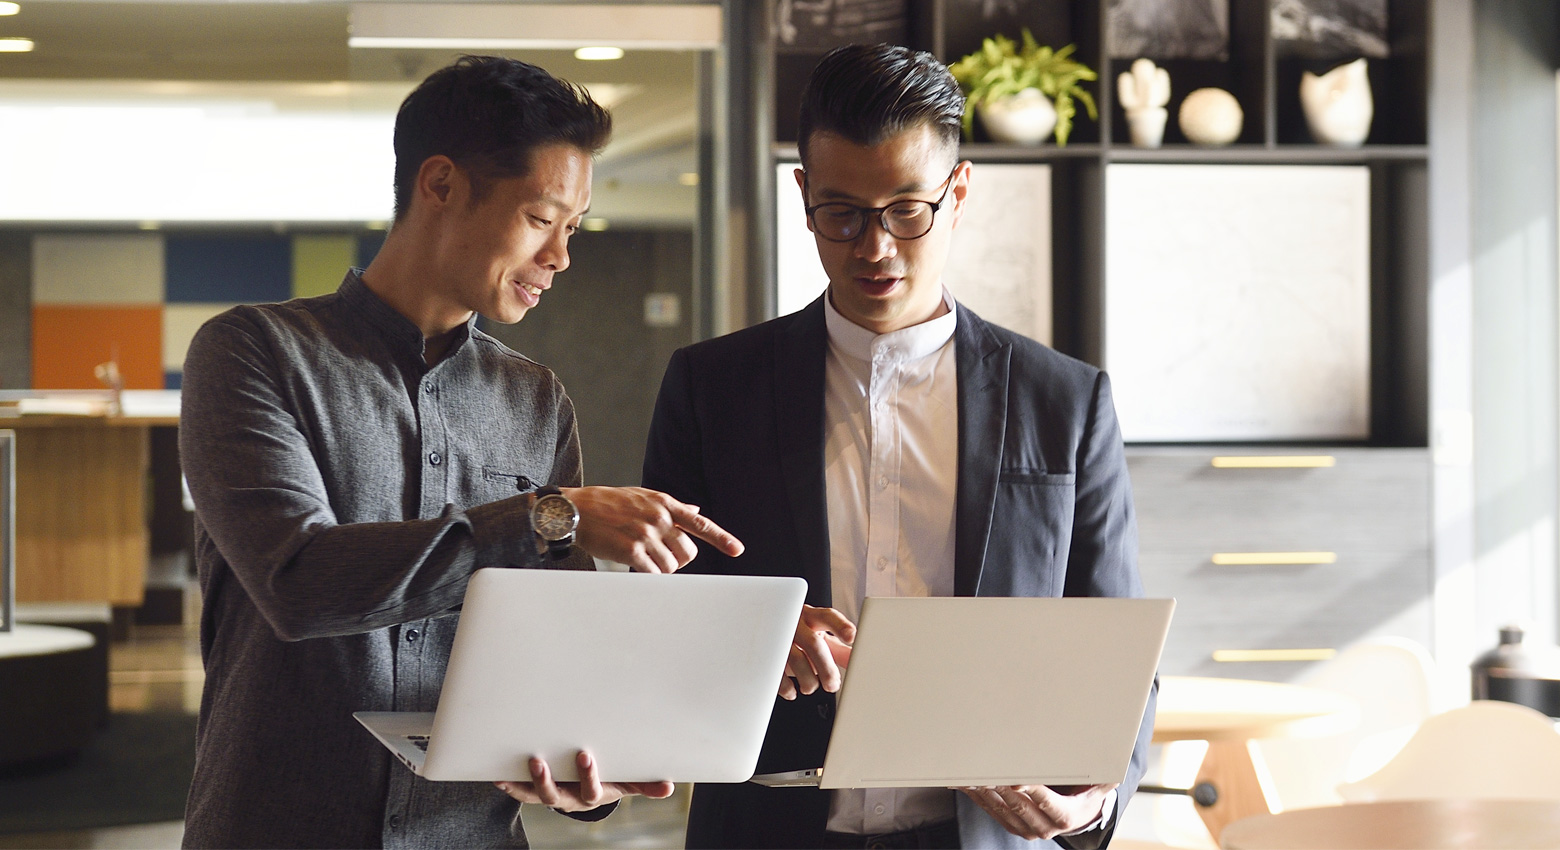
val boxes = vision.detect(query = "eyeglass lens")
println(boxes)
[812,202,936,241]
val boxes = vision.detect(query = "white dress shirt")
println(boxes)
[822,292,960,834]
[819,291,1117,838]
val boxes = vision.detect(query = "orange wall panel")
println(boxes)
[32,305,164,389]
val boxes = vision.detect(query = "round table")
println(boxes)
[1154,676,1360,744]
[0,623,100,765]
[1220,799,1560,849]
[1150,676,1361,842]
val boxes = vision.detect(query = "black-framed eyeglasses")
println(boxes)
[803,166,958,243]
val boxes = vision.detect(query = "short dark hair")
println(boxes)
[392,55,612,219]
[797,44,964,166]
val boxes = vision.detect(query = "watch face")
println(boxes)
[532,494,578,541]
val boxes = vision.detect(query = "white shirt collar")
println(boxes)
[823,288,958,363]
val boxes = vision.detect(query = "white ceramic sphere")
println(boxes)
[1178,87,1243,146]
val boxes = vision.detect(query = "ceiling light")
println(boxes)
[0,3,19,17]
[582,218,609,232]
[574,46,624,61]
[678,172,699,187]
[0,37,33,52]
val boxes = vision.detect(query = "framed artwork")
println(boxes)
[1108,0,1229,61]
[774,0,908,52]
[1104,164,1371,442]
[1272,0,1390,60]
[775,162,1052,346]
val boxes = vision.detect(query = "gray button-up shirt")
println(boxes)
[180,271,591,849]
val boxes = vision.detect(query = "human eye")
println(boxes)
[886,202,929,222]
[817,204,858,225]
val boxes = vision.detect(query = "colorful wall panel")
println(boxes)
[22,230,385,389]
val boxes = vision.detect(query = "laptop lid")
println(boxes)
[361,568,805,784]
[816,596,1174,790]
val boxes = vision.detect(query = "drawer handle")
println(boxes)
[1211,552,1337,565]
[1213,648,1338,663]
[1210,455,1336,468]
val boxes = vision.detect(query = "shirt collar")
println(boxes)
[823,288,958,363]
[338,269,474,362]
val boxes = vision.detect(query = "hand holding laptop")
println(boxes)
[495,751,674,812]
[566,486,744,572]
[959,781,1117,841]
[780,604,856,700]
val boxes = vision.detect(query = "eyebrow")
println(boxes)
[812,178,941,203]
[533,195,590,217]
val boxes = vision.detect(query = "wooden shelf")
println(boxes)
[1105,145,1428,165]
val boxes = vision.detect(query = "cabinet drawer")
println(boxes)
[1127,447,1430,555]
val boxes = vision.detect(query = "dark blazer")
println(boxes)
[642,296,1154,850]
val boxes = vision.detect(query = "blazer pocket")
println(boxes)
[999,469,1076,486]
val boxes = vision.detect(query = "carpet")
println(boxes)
[0,712,196,835]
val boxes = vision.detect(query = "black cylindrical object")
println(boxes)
[1471,625,1560,719]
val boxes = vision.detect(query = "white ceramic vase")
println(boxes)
[1178,88,1243,146]
[978,88,1057,145]
[1301,58,1373,147]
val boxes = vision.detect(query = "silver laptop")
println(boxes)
[752,596,1173,789]
[355,568,806,783]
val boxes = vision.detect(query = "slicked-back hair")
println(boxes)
[392,55,612,220]
[797,43,964,167]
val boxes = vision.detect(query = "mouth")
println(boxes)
[854,274,902,298]
[514,280,546,307]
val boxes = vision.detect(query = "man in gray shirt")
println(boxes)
[178,56,741,849]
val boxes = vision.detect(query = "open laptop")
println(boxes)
[355,568,806,783]
[752,596,1174,789]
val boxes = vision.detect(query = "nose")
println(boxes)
[537,228,571,273]
[852,215,897,263]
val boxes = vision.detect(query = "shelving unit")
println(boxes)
[756,0,1436,680]
[766,0,1429,448]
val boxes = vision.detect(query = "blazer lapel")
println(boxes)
[953,306,1010,597]
[774,296,833,607]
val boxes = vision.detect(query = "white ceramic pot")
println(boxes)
[1301,58,1373,147]
[1125,107,1168,148]
[1178,87,1243,146]
[978,88,1057,145]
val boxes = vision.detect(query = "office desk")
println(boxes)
[1220,799,1560,849]
[5,414,179,607]
[1153,676,1359,842]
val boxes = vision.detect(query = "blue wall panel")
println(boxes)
[165,234,292,304]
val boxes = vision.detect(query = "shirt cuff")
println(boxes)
[1061,788,1116,836]
[465,493,542,568]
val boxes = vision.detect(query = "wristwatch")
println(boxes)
[528,485,578,560]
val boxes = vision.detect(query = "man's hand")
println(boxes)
[780,604,855,700]
[564,486,743,573]
[957,783,1115,840]
[494,751,674,813]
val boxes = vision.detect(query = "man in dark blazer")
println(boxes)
[643,44,1153,849]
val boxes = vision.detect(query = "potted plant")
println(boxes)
[948,29,1098,146]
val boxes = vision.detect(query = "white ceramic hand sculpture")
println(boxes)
[1300,58,1373,147]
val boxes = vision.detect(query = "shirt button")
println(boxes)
[876,556,888,571]
[877,476,889,490]
[873,804,886,816]
[388,814,402,830]
[405,629,419,643]
[428,451,442,466]
[422,382,435,394]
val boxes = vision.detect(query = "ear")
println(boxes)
[793,167,814,233]
[415,155,459,211]
[947,161,972,230]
